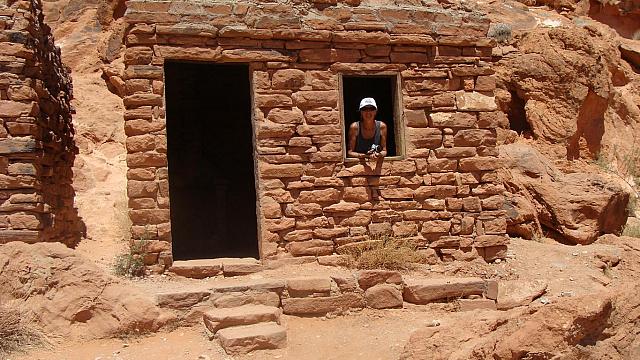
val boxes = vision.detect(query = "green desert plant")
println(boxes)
[112,229,149,277]
[340,235,426,270]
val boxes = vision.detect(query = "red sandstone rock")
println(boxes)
[286,277,331,297]
[0,243,173,339]
[217,322,287,355]
[497,280,548,310]
[155,291,211,310]
[272,69,305,90]
[286,239,334,256]
[365,284,403,309]
[203,305,281,333]
[501,144,629,244]
[403,277,486,304]
[357,270,403,290]
[168,259,223,279]
[282,293,364,315]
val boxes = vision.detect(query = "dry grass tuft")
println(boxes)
[0,305,44,358]
[341,236,426,270]
[622,224,640,238]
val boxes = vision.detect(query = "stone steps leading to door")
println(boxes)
[152,271,500,354]
[202,304,286,355]
[203,304,282,333]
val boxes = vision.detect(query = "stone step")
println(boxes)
[216,322,287,355]
[168,259,223,279]
[168,258,263,279]
[282,293,364,315]
[203,304,282,333]
[403,277,489,304]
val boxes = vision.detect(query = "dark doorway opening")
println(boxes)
[507,90,530,136]
[165,61,259,260]
[342,76,398,157]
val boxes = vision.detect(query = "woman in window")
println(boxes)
[347,97,388,160]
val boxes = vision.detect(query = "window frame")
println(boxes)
[338,73,406,163]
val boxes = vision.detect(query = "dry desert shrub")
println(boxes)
[488,23,512,44]
[341,236,426,270]
[112,226,151,277]
[112,239,146,277]
[595,146,639,216]
[622,224,640,238]
[0,306,44,358]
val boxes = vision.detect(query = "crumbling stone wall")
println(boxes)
[123,0,508,272]
[0,0,81,246]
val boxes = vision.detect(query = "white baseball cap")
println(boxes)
[359,97,377,110]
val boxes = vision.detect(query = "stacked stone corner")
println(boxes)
[0,0,82,247]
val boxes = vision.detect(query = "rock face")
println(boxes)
[494,25,639,163]
[401,293,615,360]
[501,144,629,244]
[0,242,173,340]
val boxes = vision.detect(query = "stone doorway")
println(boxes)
[164,61,259,260]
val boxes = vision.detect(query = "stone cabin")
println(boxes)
[0,0,81,247]
[122,0,509,272]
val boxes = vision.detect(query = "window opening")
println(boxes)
[341,75,401,158]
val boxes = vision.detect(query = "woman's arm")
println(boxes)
[377,122,388,158]
[347,122,366,158]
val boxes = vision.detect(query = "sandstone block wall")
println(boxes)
[0,0,81,246]
[123,0,509,271]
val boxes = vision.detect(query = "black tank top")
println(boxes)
[355,121,381,153]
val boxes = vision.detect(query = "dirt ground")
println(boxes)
[7,236,635,360]
[9,307,452,360]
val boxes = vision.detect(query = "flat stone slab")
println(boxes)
[212,291,281,309]
[156,290,211,309]
[264,256,317,269]
[497,280,548,310]
[210,279,286,294]
[203,304,281,333]
[403,277,486,304]
[282,293,364,315]
[169,258,264,278]
[169,260,223,279]
[221,258,263,276]
[217,322,287,355]
[286,277,331,297]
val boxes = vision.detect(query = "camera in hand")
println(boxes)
[368,144,381,154]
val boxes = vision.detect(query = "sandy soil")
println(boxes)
[8,236,633,360]
[10,307,454,360]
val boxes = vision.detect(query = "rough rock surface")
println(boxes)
[501,143,629,244]
[497,279,548,310]
[401,293,617,359]
[0,242,173,339]
[493,18,640,163]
